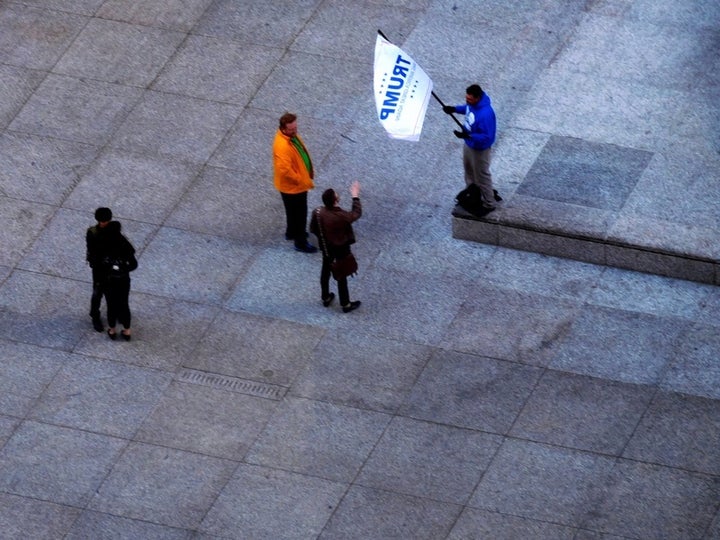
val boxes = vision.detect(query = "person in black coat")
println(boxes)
[97,220,138,341]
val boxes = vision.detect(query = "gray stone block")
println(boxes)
[291,330,431,414]
[548,304,690,385]
[0,421,126,507]
[319,485,461,540]
[0,4,86,69]
[110,91,240,163]
[0,65,45,130]
[356,416,502,504]
[97,0,214,32]
[199,463,346,539]
[447,508,577,540]
[66,511,190,540]
[135,380,279,460]
[585,460,719,539]
[245,398,390,483]
[400,351,543,433]
[28,356,171,438]
[89,442,236,529]
[152,36,284,104]
[187,309,324,386]
[10,75,143,145]
[53,18,185,87]
[469,439,616,527]
[0,492,80,540]
[662,322,720,400]
[0,197,55,267]
[511,370,654,455]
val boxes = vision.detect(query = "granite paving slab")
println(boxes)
[0,64,45,130]
[400,350,543,434]
[0,492,80,540]
[319,484,462,540]
[355,416,502,505]
[245,397,390,483]
[9,74,143,146]
[53,18,185,87]
[96,0,214,32]
[509,370,655,455]
[134,380,279,460]
[447,507,577,540]
[291,330,431,413]
[661,321,720,400]
[622,391,720,475]
[0,3,87,70]
[0,132,99,205]
[88,442,236,529]
[65,511,191,540]
[27,356,171,438]
[199,463,346,540]
[469,438,616,527]
[584,460,720,539]
[0,421,127,507]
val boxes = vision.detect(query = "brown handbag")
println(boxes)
[331,252,358,280]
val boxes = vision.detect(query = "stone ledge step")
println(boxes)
[452,206,720,286]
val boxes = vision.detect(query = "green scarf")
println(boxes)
[291,136,313,176]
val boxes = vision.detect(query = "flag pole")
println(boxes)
[377,30,465,130]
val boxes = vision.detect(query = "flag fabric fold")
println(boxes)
[373,34,433,142]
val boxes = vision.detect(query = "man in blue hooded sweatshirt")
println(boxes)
[444,84,500,212]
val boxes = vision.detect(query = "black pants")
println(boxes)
[90,268,105,319]
[106,276,131,329]
[321,246,351,306]
[280,191,308,247]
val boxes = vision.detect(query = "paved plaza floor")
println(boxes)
[0,0,719,538]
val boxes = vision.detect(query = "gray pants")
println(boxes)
[463,145,495,208]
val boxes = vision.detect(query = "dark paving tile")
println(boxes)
[356,417,502,504]
[0,492,80,540]
[246,398,390,483]
[0,340,69,418]
[53,18,185,87]
[441,287,581,366]
[518,136,653,209]
[0,4,87,69]
[65,511,190,540]
[9,74,143,146]
[662,322,720,400]
[469,439,616,527]
[510,370,654,455]
[135,380,279,460]
[187,310,325,386]
[548,305,689,385]
[586,460,720,539]
[89,442,236,529]
[400,350,543,434]
[28,357,171,438]
[291,330,431,413]
[199,463,345,539]
[0,421,127,507]
[623,391,720,475]
[319,485,462,540]
[447,507,577,540]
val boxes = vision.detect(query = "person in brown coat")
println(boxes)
[310,181,362,313]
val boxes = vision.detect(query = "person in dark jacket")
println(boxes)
[97,220,138,340]
[443,83,501,213]
[86,207,113,332]
[310,181,362,313]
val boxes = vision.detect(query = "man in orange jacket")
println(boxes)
[272,112,317,253]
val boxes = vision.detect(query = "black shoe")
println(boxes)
[92,317,104,332]
[342,301,361,313]
[493,190,503,202]
[322,293,335,307]
[294,242,318,253]
[121,331,131,342]
[107,329,117,341]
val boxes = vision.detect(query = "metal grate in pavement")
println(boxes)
[177,368,287,400]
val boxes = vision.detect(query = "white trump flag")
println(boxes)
[374,34,433,142]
